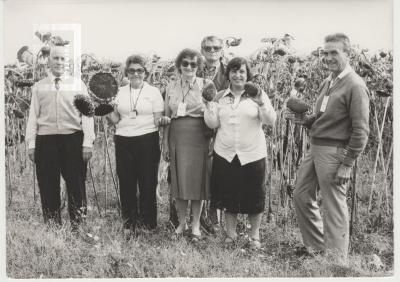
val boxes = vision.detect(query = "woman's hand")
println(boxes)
[157,116,171,126]
[28,148,35,162]
[162,142,170,162]
[249,93,264,107]
[244,82,264,106]
[106,106,120,124]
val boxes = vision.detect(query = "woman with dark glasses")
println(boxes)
[162,48,215,243]
[204,57,276,249]
[107,54,164,238]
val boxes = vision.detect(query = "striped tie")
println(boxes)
[54,77,61,90]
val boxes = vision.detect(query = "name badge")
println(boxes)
[320,95,329,113]
[129,110,137,119]
[177,102,187,117]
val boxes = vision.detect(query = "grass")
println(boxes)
[5,139,394,278]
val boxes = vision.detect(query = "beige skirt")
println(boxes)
[169,117,211,200]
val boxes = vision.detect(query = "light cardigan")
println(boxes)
[204,88,276,165]
[310,66,370,166]
[25,74,95,149]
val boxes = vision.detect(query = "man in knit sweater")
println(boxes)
[26,46,95,230]
[292,33,370,262]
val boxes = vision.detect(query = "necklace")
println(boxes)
[129,83,145,113]
[180,78,194,102]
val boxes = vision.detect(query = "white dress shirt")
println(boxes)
[204,88,276,165]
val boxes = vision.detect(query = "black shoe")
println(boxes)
[71,222,81,235]
[236,221,246,234]
[189,233,202,244]
[200,217,215,235]
[295,245,324,257]
[123,228,136,241]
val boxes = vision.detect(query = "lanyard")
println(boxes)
[328,79,337,91]
[129,83,144,112]
[325,79,336,96]
[180,78,194,102]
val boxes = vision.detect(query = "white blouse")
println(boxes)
[114,82,164,137]
[204,88,276,165]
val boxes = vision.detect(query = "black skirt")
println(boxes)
[210,153,266,214]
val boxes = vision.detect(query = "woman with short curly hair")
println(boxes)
[108,54,164,238]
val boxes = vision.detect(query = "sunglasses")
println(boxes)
[127,68,145,74]
[203,46,222,52]
[181,60,198,68]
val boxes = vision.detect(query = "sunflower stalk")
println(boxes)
[33,164,37,203]
[7,147,13,208]
[367,97,390,213]
[89,161,102,217]
[102,118,121,215]
[266,143,274,222]
[380,139,393,217]
[350,160,358,237]
[104,119,108,215]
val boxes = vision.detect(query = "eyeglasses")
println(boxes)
[203,46,222,52]
[181,60,198,68]
[127,68,145,74]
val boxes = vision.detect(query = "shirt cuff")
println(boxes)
[83,138,94,148]
[342,156,355,167]
[304,114,317,129]
[28,140,36,149]
[341,146,359,167]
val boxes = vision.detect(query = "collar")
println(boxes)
[328,64,352,82]
[205,62,220,71]
[180,76,197,87]
[48,71,66,83]
[221,86,245,98]
[203,59,226,72]
[220,56,228,67]
[130,81,146,90]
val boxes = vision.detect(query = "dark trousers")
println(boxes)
[115,132,160,230]
[35,131,87,226]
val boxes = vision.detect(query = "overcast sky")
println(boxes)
[3,0,393,64]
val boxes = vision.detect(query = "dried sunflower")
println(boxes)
[73,94,95,117]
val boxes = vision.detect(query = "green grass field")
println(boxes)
[5,137,393,278]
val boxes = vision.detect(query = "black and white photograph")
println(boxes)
[1,0,398,280]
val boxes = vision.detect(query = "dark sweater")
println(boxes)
[309,71,370,167]
[198,59,229,92]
